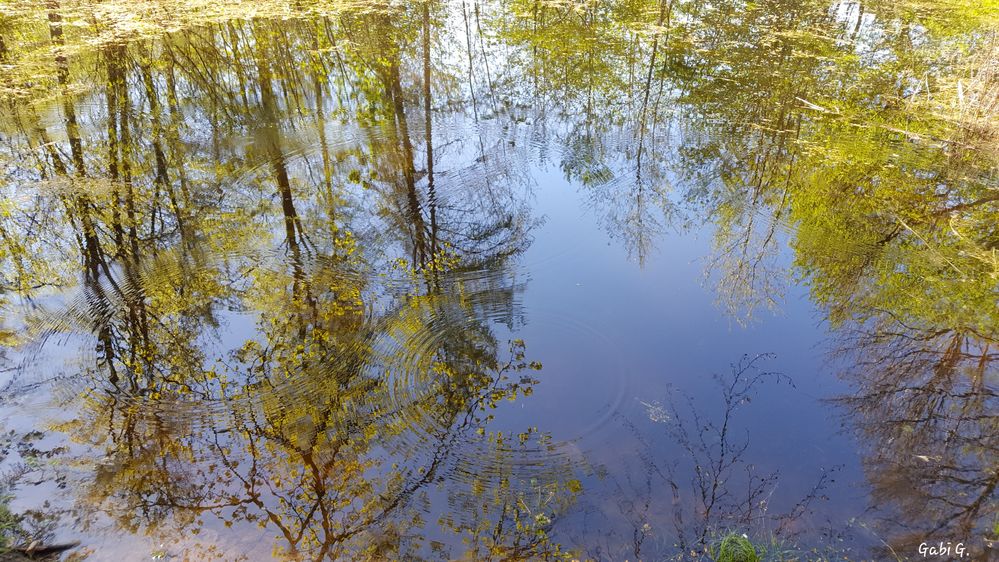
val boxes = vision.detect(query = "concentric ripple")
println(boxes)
[2,129,603,523]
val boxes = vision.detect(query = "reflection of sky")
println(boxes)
[0,115,874,558]
[5,3,986,555]
[500,161,868,546]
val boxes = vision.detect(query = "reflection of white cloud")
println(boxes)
[639,399,670,423]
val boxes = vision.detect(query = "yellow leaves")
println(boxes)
[0,328,19,348]
[4,0,350,57]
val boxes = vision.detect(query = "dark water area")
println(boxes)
[0,0,996,560]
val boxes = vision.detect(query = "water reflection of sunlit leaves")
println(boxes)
[0,0,996,558]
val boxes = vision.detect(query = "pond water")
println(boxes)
[0,1,996,560]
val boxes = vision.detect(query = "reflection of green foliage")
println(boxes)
[663,3,997,551]
[0,0,996,558]
[440,427,581,561]
[669,0,999,334]
[0,4,551,557]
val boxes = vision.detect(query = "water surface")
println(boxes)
[0,1,996,560]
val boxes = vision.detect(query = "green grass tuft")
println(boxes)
[714,532,760,562]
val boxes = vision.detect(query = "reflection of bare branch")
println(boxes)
[833,317,998,559]
[576,354,835,560]
[664,354,792,548]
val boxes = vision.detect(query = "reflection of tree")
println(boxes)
[1,0,996,558]
[572,354,835,561]
[834,319,997,559]
[0,425,81,560]
[495,0,683,264]
[440,426,581,561]
[618,1,998,552]
[0,6,576,559]
[669,0,835,320]
[328,6,537,278]
[63,264,570,558]
[776,14,998,555]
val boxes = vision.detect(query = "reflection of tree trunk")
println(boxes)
[474,2,497,113]
[852,3,864,39]
[105,45,127,252]
[269,116,300,260]
[87,280,120,386]
[116,59,140,259]
[47,2,85,175]
[532,0,539,93]
[312,29,338,244]
[424,4,438,262]
[461,1,479,121]
[164,46,193,219]
[652,0,674,127]
[106,53,150,374]
[254,25,301,252]
[636,0,669,170]
[630,0,671,266]
[380,27,428,269]
[227,22,252,114]
[142,59,183,239]
[253,23,311,310]
[47,1,104,278]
